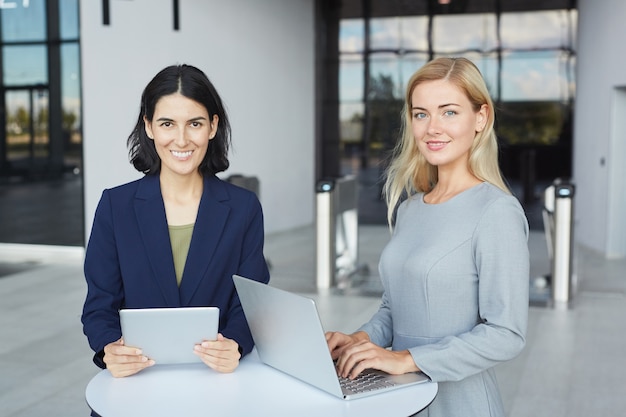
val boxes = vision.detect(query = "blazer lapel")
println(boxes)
[179,175,230,305]
[134,175,180,306]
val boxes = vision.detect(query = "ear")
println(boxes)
[475,104,488,133]
[143,116,154,139]
[209,114,219,140]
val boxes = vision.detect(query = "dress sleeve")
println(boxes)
[409,196,529,382]
[357,291,394,346]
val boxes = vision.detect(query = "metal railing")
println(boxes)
[542,179,576,308]
[315,176,361,289]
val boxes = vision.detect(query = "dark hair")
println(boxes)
[127,64,231,175]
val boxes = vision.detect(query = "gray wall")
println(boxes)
[574,0,626,258]
[80,0,315,241]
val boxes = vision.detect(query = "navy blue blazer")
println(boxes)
[81,174,270,368]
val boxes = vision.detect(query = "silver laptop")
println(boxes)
[233,275,429,400]
[120,306,219,365]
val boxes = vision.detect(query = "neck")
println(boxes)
[426,167,481,204]
[159,171,204,201]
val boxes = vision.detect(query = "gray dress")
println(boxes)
[359,182,529,417]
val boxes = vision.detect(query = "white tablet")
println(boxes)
[120,307,219,365]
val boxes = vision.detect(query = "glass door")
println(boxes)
[3,86,50,176]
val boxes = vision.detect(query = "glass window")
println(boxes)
[370,17,400,50]
[399,16,428,52]
[369,53,402,99]
[433,13,497,53]
[501,10,570,50]
[5,90,30,162]
[1,1,46,42]
[399,53,428,89]
[61,43,81,113]
[340,55,364,102]
[340,19,364,53]
[60,0,80,39]
[33,88,50,159]
[0,0,84,247]
[3,45,48,85]
[501,50,568,102]
[61,42,82,169]
[569,10,578,51]
[340,103,364,141]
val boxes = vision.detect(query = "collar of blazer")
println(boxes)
[134,174,231,306]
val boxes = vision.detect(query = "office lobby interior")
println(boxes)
[2,0,626,416]
[1,216,626,416]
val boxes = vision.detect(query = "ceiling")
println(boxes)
[339,0,577,19]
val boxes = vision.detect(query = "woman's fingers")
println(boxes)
[193,333,241,373]
[103,338,154,377]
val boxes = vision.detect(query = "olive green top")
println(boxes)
[168,223,194,287]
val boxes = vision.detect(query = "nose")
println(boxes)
[173,127,188,147]
[427,116,442,136]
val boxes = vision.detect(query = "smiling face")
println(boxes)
[410,79,487,173]
[144,93,218,179]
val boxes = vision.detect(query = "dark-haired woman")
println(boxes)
[81,64,270,379]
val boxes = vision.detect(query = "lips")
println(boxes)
[425,141,449,151]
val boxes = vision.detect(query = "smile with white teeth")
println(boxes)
[171,150,193,158]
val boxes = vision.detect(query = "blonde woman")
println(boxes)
[326,57,529,416]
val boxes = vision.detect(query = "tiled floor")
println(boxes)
[1,224,625,416]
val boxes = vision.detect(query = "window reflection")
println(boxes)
[61,43,82,172]
[32,88,50,159]
[336,4,577,217]
[399,17,428,52]
[432,14,497,53]
[501,50,569,102]
[501,11,573,50]
[399,54,428,84]
[340,19,364,53]
[370,18,401,50]
[0,0,84,246]
[5,90,30,163]
[0,1,46,42]
[60,0,80,39]
[340,56,364,102]
[3,45,48,85]
[369,54,403,98]
[338,9,577,147]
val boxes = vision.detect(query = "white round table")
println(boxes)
[86,349,438,416]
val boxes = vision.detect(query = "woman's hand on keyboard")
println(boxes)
[325,330,370,361]
[332,340,420,380]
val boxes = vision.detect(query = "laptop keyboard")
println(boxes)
[338,370,397,394]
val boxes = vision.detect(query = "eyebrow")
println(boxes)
[155,116,208,123]
[411,103,460,111]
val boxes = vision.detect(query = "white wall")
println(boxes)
[80,0,315,241]
[574,0,626,258]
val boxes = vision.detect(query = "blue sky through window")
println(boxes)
[339,9,577,121]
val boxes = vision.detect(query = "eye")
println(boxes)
[412,112,427,120]
[160,121,173,127]
[190,121,202,127]
[443,110,457,117]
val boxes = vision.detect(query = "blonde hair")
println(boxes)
[383,57,510,226]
